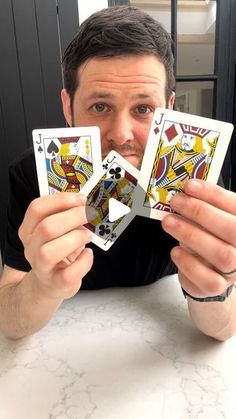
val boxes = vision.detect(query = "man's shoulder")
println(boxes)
[9,147,35,172]
[8,147,39,197]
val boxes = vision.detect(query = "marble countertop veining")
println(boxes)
[0,274,236,419]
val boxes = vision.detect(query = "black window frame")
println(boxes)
[171,0,235,189]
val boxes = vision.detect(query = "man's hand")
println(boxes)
[162,179,236,296]
[18,192,95,301]
[162,179,236,340]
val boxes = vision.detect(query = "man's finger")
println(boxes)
[170,192,236,248]
[19,192,87,239]
[162,214,236,276]
[33,229,92,272]
[30,205,96,246]
[171,246,228,297]
[183,179,236,215]
[53,247,94,298]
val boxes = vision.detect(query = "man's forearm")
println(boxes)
[187,288,236,341]
[0,271,62,339]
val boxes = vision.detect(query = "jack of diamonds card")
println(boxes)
[32,127,101,196]
[133,108,234,220]
[80,151,139,251]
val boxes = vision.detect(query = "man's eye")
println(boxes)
[136,105,152,114]
[91,103,108,113]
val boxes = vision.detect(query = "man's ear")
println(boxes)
[168,91,175,110]
[61,89,72,126]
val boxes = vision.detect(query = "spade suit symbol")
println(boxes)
[47,141,59,157]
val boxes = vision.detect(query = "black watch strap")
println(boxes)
[182,284,234,302]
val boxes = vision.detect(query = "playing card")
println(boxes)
[80,151,139,251]
[133,108,234,220]
[32,127,101,195]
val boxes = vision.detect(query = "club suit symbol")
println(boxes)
[98,224,111,236]
[109,167,122,180]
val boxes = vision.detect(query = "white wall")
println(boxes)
[78,0,108,24]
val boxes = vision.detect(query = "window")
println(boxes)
[130,0,217,118]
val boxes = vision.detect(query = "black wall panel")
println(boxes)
[57,0,79,57]
[0,0,79,250]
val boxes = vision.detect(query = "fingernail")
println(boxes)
[86,206,98,221]
[171,246,182,260]
[163,215,178,229]
[72,193,87,204]
[185,179,203,193]
[77,193,87,203]
[170,194,184,210]
[85,231,93,242]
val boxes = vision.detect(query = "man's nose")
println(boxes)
[106,114,134,145]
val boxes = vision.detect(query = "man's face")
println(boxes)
[181,133,195,151]
[61,55,175,169]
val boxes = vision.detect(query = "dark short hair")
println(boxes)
[63,5,175,106]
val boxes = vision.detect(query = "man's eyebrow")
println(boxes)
[85,92,114,100]
[131,93,152,99]
[85,92,154,100]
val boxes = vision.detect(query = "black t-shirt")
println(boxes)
[3,148,178,290]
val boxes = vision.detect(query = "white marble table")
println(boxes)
[0,275,236,419]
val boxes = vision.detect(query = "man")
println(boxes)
[1,6,236,340]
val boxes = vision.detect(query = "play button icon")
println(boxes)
[108,198,131,222]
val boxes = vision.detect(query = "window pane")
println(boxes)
[130,0,171,33]
[177,1,216,76]
[175,81,214,117]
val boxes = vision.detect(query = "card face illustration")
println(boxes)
[133,108,234,220]
[80,151,139,251]
[32,127,101,196]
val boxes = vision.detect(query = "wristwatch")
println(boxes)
[182,284,235,302]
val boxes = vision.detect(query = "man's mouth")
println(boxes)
[116,153,136,157]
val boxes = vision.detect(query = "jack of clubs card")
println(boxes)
[80,151,139,251]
